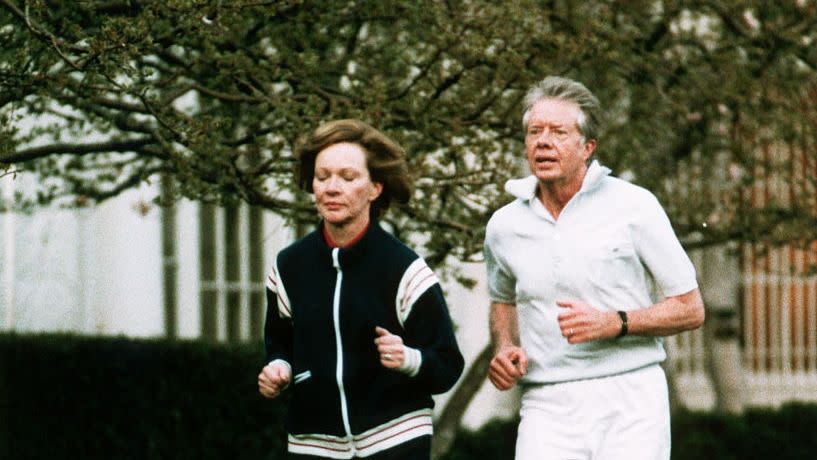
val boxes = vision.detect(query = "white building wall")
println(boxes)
[91,185,164,336]
[1,175,165,337]
[175,200,202,339]
[2,173,17,328]
[1,169,92,333]
[12,209,87,332]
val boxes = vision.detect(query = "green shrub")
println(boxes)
[0,333,287,459]
[440,417,518,460]
[670,404,817,460]
[3,334,817,460]
[442,404,817,460]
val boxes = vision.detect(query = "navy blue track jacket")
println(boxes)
[264,221,464,458]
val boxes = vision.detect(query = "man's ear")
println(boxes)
[582,139,597,162]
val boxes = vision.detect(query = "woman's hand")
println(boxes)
[258,361,292,399]
[374,326,405,369]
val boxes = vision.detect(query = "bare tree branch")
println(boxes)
[2,138,157,163]
[68,165,166,204]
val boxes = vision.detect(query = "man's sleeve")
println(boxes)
[634,194,698,297]
[484,219,516,304]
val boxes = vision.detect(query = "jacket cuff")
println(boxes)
[397,346,422,377]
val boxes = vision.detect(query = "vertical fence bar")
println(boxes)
[794,247,804,372]
[744,242,756,371]
[809,246,817,372]
[225,206,241,343]
[249,207,265,340]
[161,176,178,339]
[199,204,218,342]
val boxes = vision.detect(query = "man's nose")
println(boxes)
[535,133,554,147]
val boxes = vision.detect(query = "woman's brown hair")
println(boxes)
[295,119,412,219]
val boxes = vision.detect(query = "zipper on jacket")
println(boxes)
[331,248,355,454]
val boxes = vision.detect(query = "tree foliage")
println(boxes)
[2,0,817,261]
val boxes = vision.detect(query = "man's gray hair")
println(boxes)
[522,76,601,142]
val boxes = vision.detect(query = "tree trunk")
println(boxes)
[701,243,746,413]
[662,345,686,412]
[431,344,493,460]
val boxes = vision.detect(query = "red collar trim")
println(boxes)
[323,222,369,248]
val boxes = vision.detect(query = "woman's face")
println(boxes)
[313,142,383,228]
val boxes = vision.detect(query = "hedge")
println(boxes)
[440,403,817,460]
[2,334,816,459]
[0,333,287,459]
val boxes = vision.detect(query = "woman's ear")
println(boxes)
[370,182,384,202]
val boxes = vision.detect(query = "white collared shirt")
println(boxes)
[484,161,698,384]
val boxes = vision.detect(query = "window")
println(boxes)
[197,203,269,343]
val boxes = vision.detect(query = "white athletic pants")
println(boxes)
[515,364,671,460]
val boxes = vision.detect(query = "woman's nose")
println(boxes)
[325,176,341,191]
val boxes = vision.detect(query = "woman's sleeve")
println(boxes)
[396,259,464,394]
[264,264,293,365]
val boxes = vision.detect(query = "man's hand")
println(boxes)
[556,300,620,344]
[488,346,528,391]
[258,361,292,399]
[375,326,405,369]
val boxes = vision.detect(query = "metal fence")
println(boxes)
[666,138,817,409]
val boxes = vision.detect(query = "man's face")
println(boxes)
[524,98,596,186]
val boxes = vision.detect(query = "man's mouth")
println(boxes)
[535,156,558,165]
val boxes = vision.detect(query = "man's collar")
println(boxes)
[504,160,611,201]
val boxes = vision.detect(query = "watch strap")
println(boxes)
[616,310,628,338]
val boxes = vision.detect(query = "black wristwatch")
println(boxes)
[616,311,628,339]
